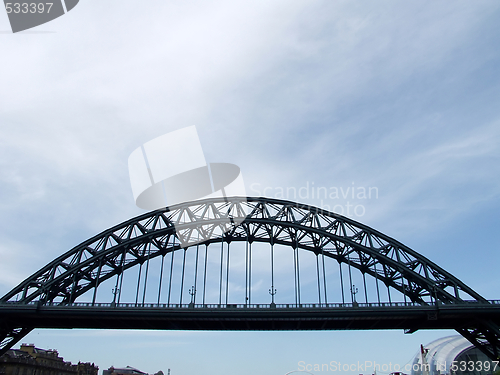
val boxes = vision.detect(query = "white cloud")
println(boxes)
[1,0,500,373]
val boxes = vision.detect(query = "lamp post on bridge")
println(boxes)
[188,286,196,308]
[351,285,359,307]
[111,287,120,307]
[269,287,277,308]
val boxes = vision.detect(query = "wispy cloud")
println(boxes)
[1,1,500,373]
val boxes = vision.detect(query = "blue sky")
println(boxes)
[1,1,500,375]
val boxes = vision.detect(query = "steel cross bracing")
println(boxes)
[0,196,499,359]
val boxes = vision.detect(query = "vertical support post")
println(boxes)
[347,253,354,303]
[179,248,187,305]
[116,247,127,305]
[112,275,120,305]
[270,243,275,304]
[316,254,322,304]
[402,280,408,304]
[296,246,301,305]
[112,248,126,305]
[339,262,345,304]
[117,266,125,305]
[363,272,368,304]
[454,285,460,299]
[374,262,381,304]
[225,242,230,305]
[92,258,102,306]
[203,245,208,305]
[193,244,199,305]
[70,274,77,304]
[293,247,298,305]
[271,243,274,296]
[322,249,328,304]
[135,262,142,306]
[219,238,224,305]
[245,240,249,305]
[167,250,175,305]
[22,284,28,300]
[248,241,252,305]
[142,245,151,306]
[158,253,165,304]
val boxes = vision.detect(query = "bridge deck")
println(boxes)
[2,301,500,332]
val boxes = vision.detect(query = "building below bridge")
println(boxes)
[102,366,164,375]
[0,344,98,375]
[411,336,496,375]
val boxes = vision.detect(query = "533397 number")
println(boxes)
[5,3,53,14]
[450,360,499,373]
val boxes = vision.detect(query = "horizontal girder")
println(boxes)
[1,301,499,331]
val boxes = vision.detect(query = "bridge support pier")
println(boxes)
[0,326,33,356]
[457,319,500,361]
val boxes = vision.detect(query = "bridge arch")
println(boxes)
[1,197,499,359]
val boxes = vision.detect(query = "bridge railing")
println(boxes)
[2,300,500,309]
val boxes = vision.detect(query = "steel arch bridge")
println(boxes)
[1,197,499,359]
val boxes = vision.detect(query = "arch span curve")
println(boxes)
[1,197,499,359]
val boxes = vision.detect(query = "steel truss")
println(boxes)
[0,197,498,358]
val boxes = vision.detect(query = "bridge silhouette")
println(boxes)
[1,197,499,359]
